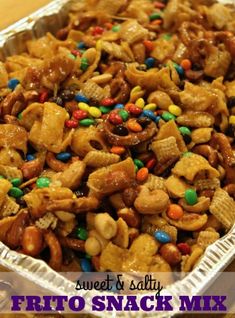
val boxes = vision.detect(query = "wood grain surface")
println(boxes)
[0,0,234,317]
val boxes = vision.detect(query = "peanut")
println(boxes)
[159,243,182,266]
[22,226,43,256]
[94,213,117,240]
[122,187,139,207]
[117,208,141,228]
[89,229,109,250]
[85,237,101,256]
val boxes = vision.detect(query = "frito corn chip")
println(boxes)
[100,242,127,272]
[163,211,208,231]
[172,153,219,182]
[165,175,194,198]
[176,111,215,128]
[87,158,135,196]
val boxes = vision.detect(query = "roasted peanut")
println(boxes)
[94,213,117,240]
[22,226,44,256]
[85,237,101,256]
[109,193,126,210]
[117,208,141,228]
[159,243,182,266]
[89,229,109,250]
[134,186,169,214]
[122,187,139,207]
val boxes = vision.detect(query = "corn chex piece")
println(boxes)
[35,212,58,230]
[120,20,148,44]
[172,153,219,182]
[0,165,22,180]
[156,120,187,152]
[81,80,107,103]
[209,188,235,229]
[151,136,180,163]
[197,230,220,250]
[194,178,220,191]
[1,196,20,217]
[144,174,166,191]
[84,151,120,168]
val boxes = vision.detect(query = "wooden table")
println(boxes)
[0,0,234,317]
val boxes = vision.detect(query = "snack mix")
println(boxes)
[0,0,235,283]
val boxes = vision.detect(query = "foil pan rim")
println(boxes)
[0,224,234,318]
[0,0,67,37]
[0,1,234,317]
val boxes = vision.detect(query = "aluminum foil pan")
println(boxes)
[0,1,235,317]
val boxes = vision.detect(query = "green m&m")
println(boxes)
[36,177,51,188]
[9,187,23,198]
[185,189,198,206]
